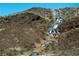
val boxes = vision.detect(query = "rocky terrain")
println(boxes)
[0,7,79,56]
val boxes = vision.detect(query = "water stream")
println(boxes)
[48,10,63,36]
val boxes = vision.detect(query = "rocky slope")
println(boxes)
[0,7,79,56]
[0,7,54,55]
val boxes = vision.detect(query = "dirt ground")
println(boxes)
[0,7,79,56]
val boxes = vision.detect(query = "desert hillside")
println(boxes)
[0,7,79,56]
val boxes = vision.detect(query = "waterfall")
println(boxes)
[48,10,63,35]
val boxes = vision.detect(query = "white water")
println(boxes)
[48,10,63,35]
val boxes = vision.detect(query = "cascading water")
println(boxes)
[48,10,63,36]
